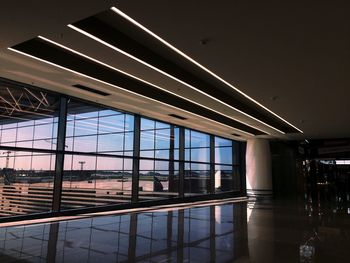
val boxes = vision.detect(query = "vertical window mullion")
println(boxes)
[210,135,215,194]
[131,115,140,203]
[178,127,185,198]
[168,125,175,193]
[52,96,68,212]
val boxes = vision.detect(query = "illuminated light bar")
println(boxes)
[38,36,271,135]
[110,6,303,134]
[8,47,255,137]
[68,25,285,135]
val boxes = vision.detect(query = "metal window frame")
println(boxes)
[0,79,247,223]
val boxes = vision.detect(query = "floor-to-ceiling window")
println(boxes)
[61,99,134,209]
[214,137,234,193]
[0,77,245,220]
[184,130,211,195]
[139,118,180,201]
[0,82,59,216]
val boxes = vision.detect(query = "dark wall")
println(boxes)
[270,141,299,200]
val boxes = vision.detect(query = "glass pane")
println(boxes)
[0,151,54,217]
[155,161,169,170]
[124,132,134,151]
[138,163,179,201]
[141,118,154,130]
[73,118,98,136]
[155,150,169,159]
[61,154,131,211]
[1,128,17,143]
[215,165,233,192]
[184,170,210,195]
[190,148,210,162]
[140,150,154,158]
[215,147,233,165]
[34,124,54,139]
[33,139,55,150]
[73,135,97,152]
[0,85,60,151]
[17,126,34,141]
[125,115,134,131]
[155,129,170,149]
[191,163,210,170]
[140,131,154,150]
[185,129,190,148]
[98,115,125,133]
[155,121,169,129]
[98,133,124,152]
[98,109,122,117]
[190,130,210,148]
[140,159,154,170]
[173,127,179,149]
[215,137,232,147]
[16,140,33,148]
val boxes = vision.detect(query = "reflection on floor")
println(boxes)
[0,199,349,262]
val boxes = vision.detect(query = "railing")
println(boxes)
[0,184,132,216]
[0,183,183,217]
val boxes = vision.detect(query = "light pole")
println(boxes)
[2,151,12,168]
[78,161,86,171]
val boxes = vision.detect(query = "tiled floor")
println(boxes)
[0,199,349,262]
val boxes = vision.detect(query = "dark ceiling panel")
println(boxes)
[71,10,300,134]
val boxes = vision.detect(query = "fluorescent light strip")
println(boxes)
[38,36,270,135]
[8,47,255,137]
[110,6,303,134]
[68,24,285,135]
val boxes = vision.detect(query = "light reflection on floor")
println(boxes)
[0,199,350,262]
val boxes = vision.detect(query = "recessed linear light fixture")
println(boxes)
[67,24,283,135]
[8,46,255,137]
[72,84,110,96]
[110,6,303,134]
[168,114,187,120]
[67,7,302,134]
[35,36,271,135]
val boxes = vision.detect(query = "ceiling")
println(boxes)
[0,0,349,141]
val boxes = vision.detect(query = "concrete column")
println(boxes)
[246,138,272,198]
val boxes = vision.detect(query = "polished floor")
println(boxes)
[0,199,349,262]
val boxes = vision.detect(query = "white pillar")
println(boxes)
[246,138,272,198]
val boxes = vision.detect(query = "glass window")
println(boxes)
[140,131,154,150]
[190,148,210,163]
[184,169,210,195]
[17,126,34,141]
[155,121,169,129]
[141,118,154,130]
[98,115,125,133]
[1,128,17,143]
[215,137,232,147]
[190,130,210,148]
[73,135,97,152]
[0,86,60,151]
[138,160,179,200]
[155,129,170,149]
[61,154,132,210]
[155,149,169,159]
[0,79,243,218]
[34,124,55,140]
[215,165,233,192]
[98,133,124,152]
[215,147,233,165]
[0,150,54,216]
[73,118,98,136]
